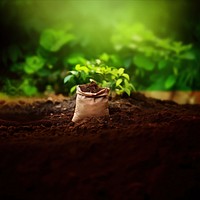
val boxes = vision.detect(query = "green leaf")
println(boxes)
[81,66,90,73]
[75,64,81,70]
[173,67,178,76]
[118,68,124,75]
[64,75,74,84]
[24,56,45,74]
[66,53,86,65]
[123,88,131,96]
[70,85,77,94]
[40,29,74,52]
[158,60,167,70]
[20,80,38,96]
[180,52,196,60]
[99,53,110,62]
[122,73,130,80]
[75,64,89,73]
[110,68,118,76]
[165,75,176,89]
[80,71,89,82]
[116,79,123,87]
[93,73,104,82]
[70,71,79,76]
[133,54,155,71]
[124,79,129,88]
[95,67,103,74]
[101,80,109,87]
[147,79,165,90]
[130,83,136,91]
[23,85,38,96]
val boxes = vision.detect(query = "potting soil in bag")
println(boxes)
[72,82,110,122]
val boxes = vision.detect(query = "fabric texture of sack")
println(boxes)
[72,85,110,122]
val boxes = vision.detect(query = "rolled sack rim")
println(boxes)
[76,85,110,97]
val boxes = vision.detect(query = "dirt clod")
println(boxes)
[79,81,103,93]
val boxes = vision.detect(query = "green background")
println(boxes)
[0,0,200,96]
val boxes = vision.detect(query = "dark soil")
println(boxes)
[0,92,200,200]
[79,81,102,93]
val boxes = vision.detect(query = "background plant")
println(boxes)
[111,23,199,91]
[1,0,200,96]
[1,28,77,96]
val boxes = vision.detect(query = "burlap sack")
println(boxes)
[72,85,110,122]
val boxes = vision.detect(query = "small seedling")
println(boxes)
[64,59,135,96]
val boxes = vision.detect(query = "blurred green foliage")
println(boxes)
[111,23,199,91]
[0,0,200,96]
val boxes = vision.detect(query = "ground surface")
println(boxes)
[0,92,200,200]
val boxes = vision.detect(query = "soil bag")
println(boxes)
[72,82,110,122]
